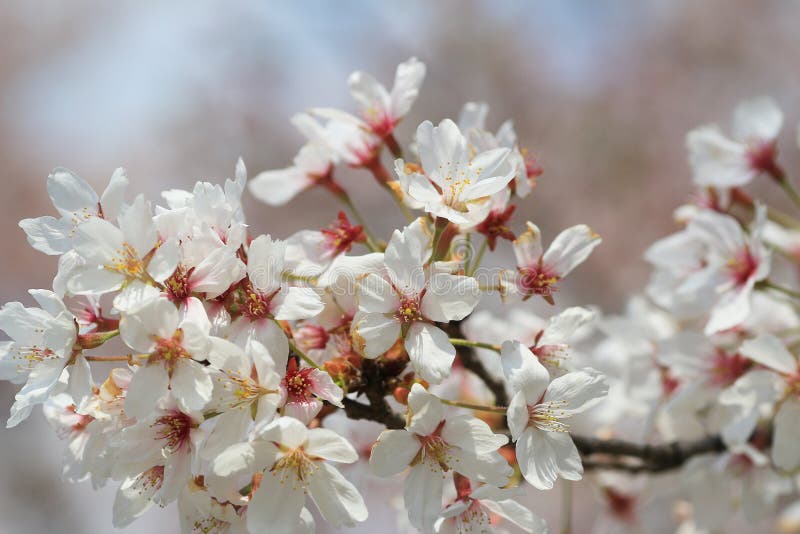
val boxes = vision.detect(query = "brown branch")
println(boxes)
[573,434,726,473]
[447,321,509,406]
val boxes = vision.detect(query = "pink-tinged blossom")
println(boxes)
[369,384,511,532]
[512,221,602,303]
[351,219,480,383]
[280,358,344,424]
[687,97,784,188]
[212,416,367,533]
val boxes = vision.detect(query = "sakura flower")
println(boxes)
[458,101,536,198]
[687,97,784,188]
[212,416,367,533]
[113,402,204,527]
[229,234,323,360]
[722,334,800,470]
[280,358,344,424]
[436,475,545,534]
[178,480,251,534]
[120,296,214,419]
[19,167,127,255]
[369,384,511,532]
[68,195,179,299]
[351,219,480,383]
[285,211,366,277]
[0,289,83,427]
[512,221,602,303]
[664,206,771,335]
[502,341,608,489]
[399,119,514,225]
[249,113,342,206]
[314,57,425,140]
[202,338,283,458]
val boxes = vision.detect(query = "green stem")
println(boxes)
[760,280,800,300]
[778,177,800,212]
[288,338,320,369]
[467,238,488,276]
[450,338,501,352]
[439,398,507,413]
[429,217,449,263]
[385,133,404,160]
[561,481,573,534]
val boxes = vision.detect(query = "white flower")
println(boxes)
[68,195,179,299]
[212,416,367,533]
[113,402,204,527]
[722,334,800,471]
[120,296,214,419]
[19,167,128,255]
[279,358,344,424]
[249,114,341,206]
[0,290,81,427]
[399,119,514,225]
[314,57,426,140]
[369,384,511,532]
[687,97,783,188]
[351,219,480,383]
[512,221,601,303]
[229,234,324,361]
[436,476,545,534]
[502,341,607,489]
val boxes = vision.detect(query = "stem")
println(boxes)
[560,481,573,534]
[288,339,319,369]
[84,355,132,363]
[778,176,800,211]
[760,280,800,300]
[467,239,488,277]
[385,133,404,159]
[449,338,501,352]
[439,398,507,413]
[365,159,414,222]
[429,217,449,263]
[337,191,381,252]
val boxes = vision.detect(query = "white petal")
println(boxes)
[369,429,419,477]
[356,273,400,314]
[407,383,445,436]
[256,416,308,449]
[539,307,595,346]
[99,167,128,220]
[212,441,277,477]
[249,167,314,206]
[740,334,797,375]
[171,360,213,416]
[124,365,169,420]
[404,463,444,532]
[305,428,357,463]
[308,369,343,407]
[247,235,285,294]
[47,168,99,217]
[542,224,602,277]
[516,428,582,490]
[501,341,549,399]
[442,414,507,455]
[732,96,783,141]
[351,313,401,358]
[773,396,800,471]
[405,322,455,384]
[120,298,179,353]
[390,57,425,118]
[686,125,752,187]
[247,467,306,534]
[274,287,323,320]
[512,222,543,268]
[307,462,368,527]
[18,216,72,255]
[146,238,180,283]
[506,390,530,442]
[543,369,608,414]
[422,274,480,322]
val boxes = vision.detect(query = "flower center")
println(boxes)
[106,242,145,278]
[395,294,422,323]
[726,248,758,287]
[13,345,58,372]
[240,287,279,320]
[283,367,315,402]
[518,264,559,298]
[709,349,752,387]
[149,329,191,369]
[222,369,277,408]
[271,448,318,485]
[528,400,570,432]
[165,264,193,301]
[152,411,193,453]
[412,421,453,471]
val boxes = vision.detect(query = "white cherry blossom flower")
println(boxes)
[687,97,784,188]
[19,167,128,256]
[369,384,511,532]
[212,416,367,533]
[502,341,607,489]
[351,219,480,383]
[399,119,514,225]
[120,296,214,419]
[512,221,601,303]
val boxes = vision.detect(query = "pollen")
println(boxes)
[528,399,570,432]
[106,242,145,278]
[271,448,318,488]
[395,294,422,323]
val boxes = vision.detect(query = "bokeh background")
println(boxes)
[1,1,800,532]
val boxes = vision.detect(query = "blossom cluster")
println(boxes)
[3,58,800,533]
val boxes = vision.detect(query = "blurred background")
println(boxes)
[1,1,800,532]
